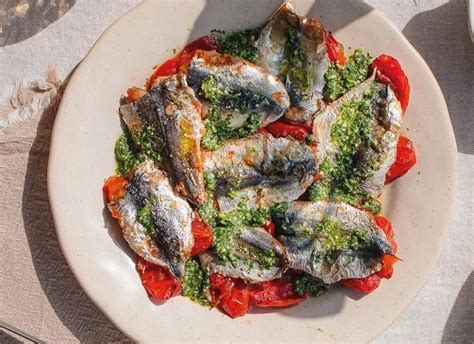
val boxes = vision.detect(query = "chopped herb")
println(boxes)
[323,49,372,101]
[204,172,217,192]
[115,134,139,176]
[182,259,210,306]
[213,28,262,63]
[294,274,329,297]
[197,199,219,228]
[137,203,155,236]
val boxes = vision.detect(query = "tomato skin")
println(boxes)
[265,121,311,141]
[377,254,400,279]
[386,135,417,183]
[325,32,346,65]
[182,35,217,53]
[374,215,397,253]
[370,54,410,112]
[136,257,182,300]
[250,277,307,308]
[103,176,128,204]
[148,35,217,88]
[190,212,213,256]
[209,274,250,318]
[341,274,382,293]
[263,220,276,237]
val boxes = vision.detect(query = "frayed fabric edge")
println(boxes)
[0,66,62,131]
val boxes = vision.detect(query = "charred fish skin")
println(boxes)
[119,74,206,205]
[186,50,290,128]
[116,161,194,278]
[202,133,317,210]
[198,227,288,282]
[272,201,393,284]
[312,74,403,204]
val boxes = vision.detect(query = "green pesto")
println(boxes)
[135,124,162,163]
[137,203,155,237]
[203,171,217,192]
[213,28,262,63]
[323,49,372,101]
[198,198,272,266]
[115,134,139,176]
[182,259,210,306]
[280,26,313,100]
[312,218,370,252]
[293,274,329,297]
[309,86,383,213]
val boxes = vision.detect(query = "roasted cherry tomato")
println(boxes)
[209,273,234,306]
[250,277,307,308]
[103,176,128,204]
[341,273,382,293]
[370,54,410,112]
[374,215,397,253]
[325,32,346,65]
[386,135,417,183]
[148,35,217,89]
[220,279,250,318]
[136,257,182,300]
[265,121,311,141]
[126,86,146,102]
[191,212,213,256]
[263,220,276,237]
[377,254,400,279]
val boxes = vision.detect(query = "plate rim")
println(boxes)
[48,1,459,342]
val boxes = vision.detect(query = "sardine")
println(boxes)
[255,3,329,118]
[272,200,393,283]
[186,50,290,129]
[119,74,206,205]
[114,161,194,278]
[198,227,287,282]
[313,74,403,197]
[202,133,317,210]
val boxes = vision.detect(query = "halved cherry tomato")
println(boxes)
[325,32,346,65]
[103,176,128,204]
[191,212,213,256]
[370,54,410,112]
[341,273,382,293]
[386,135,417,183]
[250,277,307,308]
[377,254,400,279]
[374,215,397,253]
[263,220,276,237]
[136,257,182,300]
[147,35,217,89]
[265,121,311,141]
[220,279,250,318]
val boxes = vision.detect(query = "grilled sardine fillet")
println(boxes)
[202,133,317,211]
[186,50,290,129]
[313,74,403,197]
[272,201,394,284]
[198,227,287,282]
[114,161,194,278]
[119,74,206,205]
[255,2,329,118]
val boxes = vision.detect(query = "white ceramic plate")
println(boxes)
[48,1,458,342]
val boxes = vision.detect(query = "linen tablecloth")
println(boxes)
[0,0,472,342]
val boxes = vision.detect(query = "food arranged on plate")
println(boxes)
[103,2,416,318]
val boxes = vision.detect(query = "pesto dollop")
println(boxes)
[137,203,155,236]
[200,75,264,150]
[323,49,372,101]
[182,258,210,306]
[213,28,262,63]
[309,86,382,213]
[293,274,329,297]
[197,198,275,268]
